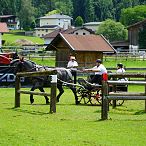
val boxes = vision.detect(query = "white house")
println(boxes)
[83,22,102,32]
[0,15,20,30]
[35,13,72,37]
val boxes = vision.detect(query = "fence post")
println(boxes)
[50,75,57,113]
[145,77,146,112]
[15,75,21,107]
[101,73,109,120]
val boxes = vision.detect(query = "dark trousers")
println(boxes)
[71,70,77,84]
[90,74,102,85]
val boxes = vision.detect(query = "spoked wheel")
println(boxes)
[76,88,90,104]
[89,91,102,105]
[109,100,124,106]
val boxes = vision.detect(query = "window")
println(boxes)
[83,33,86,35]
[76,32,78,35]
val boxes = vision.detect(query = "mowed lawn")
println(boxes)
[1,56,146,145]
[0,86,146,146]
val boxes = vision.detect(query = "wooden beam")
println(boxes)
[18,90,51,96]
[16,70,57,77]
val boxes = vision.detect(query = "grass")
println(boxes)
[0,87,146,146]
[1,49,146,145]
[3,33,44,44]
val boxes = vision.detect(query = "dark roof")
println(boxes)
[111,40,129,47]
[46,33,115,53]
[0,23,9,32]
[35,25,59,29]
[43,27,74,38]
[127,19,146,29]
[43,27,94,39]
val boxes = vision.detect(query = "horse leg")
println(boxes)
[70,86,80,105]
[38,87,49,104]
[56,84,64,102]
[30,86,35,104]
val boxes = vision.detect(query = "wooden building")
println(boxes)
[128,19,146,47]
[46,33,116,68]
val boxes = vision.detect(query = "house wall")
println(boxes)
[54,39,103,68]
[35,28,55,37]
[76,51,103,68]
[128,27,139,46]
[40,18,71,28]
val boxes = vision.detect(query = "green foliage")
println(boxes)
[120,5,146,26]
[96,19,128,42]
[74,16,84,27]
[1,0,146,27]
[17,0,35,30]
[46,9,61,16]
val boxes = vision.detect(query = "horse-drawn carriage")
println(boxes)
[76,75,126,106]
[1,56,126,106]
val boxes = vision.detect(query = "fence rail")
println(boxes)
[101,73,146,120]
[15,70,57,113]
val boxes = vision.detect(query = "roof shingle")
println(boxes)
[47,33,115,53]
[60,34,115,52]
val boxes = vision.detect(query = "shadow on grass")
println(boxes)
[6,107,50,115]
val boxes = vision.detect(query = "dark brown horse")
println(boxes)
[10,59,80,104]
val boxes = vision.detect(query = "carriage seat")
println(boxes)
[78,78,101,90]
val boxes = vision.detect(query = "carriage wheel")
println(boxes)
[76,88,90,104]
[89,92,102,105]
[109,100,124,106]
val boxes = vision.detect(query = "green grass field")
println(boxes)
[3,33,44,44]
[1,59,146,145]
[1,33,146,145]
[0,87,146,146]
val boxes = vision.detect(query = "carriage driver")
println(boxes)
[83,59,107,85]
[67,56,78,84]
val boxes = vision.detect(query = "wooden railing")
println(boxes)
[101,73,146,120]
[15,70,57,113]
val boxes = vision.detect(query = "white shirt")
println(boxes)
[67,60,78,70]
[116,68,127,81]
[117,68,125,73]
[92,64,107,75]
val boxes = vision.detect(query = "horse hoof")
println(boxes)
[30,99,34,104]
[56,98,59,103]
[46,100,49,104]
[76,101,80,105]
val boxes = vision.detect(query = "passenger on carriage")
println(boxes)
[83,59,107,85]
[67,56,78,84]
[116,63,128,81]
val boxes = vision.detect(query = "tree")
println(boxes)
[46,10,61,16]
[84,0,95,22]
[94,0,114,21]
[17,0,35,30]
[74,16,84,27]
[120,5,146,26]
[96,19,128,42]
[54,0,73,16]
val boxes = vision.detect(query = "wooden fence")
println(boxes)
[101,73,146,120]
[15,70,57,113]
